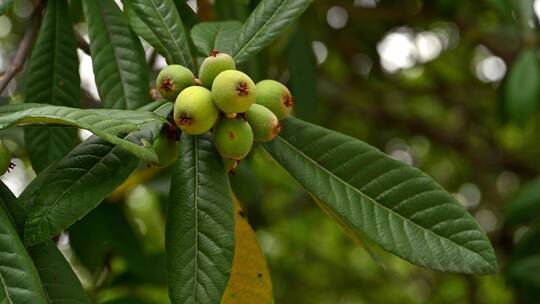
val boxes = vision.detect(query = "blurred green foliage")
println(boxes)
[2,0,540,303]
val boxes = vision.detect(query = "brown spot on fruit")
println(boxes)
[238,211,245,218]
[257,273,263,278]
[228,131,235,139]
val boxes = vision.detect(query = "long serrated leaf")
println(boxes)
[191,21,243,56]
[23,136,140,247]
[24,0,80,173]
[504,49,540,124]
[22,103,172,247]
[0,186,49,303]
[83,0,150,109]
[124,0,193,68]
[505,178,540,226]
[167,134,234,304]
[0,104,165,162]
[0,181,91,304]
[124,2,169,60]
[262,118,498,275]
[231,0,312,64]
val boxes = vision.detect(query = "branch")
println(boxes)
[0,0,45,95]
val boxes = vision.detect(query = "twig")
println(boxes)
[0,0,45,94]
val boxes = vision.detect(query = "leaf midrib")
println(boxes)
[268,135,493,269]
[0,270,14,304]
[34,1,64,173]
[192,136,200,301]
[145,0,189,67]
[94,0,130,109]
[126,4,171,62]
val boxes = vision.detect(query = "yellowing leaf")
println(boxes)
[221,199,274,304]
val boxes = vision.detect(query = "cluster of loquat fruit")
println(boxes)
[152,50,294,172]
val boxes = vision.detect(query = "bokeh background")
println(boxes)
[1,0,540,303]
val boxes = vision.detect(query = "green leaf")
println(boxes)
[0,103,166,162]
[191,21,243,56]
[214,0,249,21]
[0,186,49,303]
[173,0,200,29]
[102,298,151,304]
[70,202,166,285]
[83,0,150,109]
[23,136,140,247]
[167,134,234,304]
[22,103,172,247]
[505,178,540,225]
[262,118,498,274]
[231,0,312,64]
[124,2,169,60]
[28,242,91,303]
[504,49,540,124]
[69,203,137,278]
[124,0,193,68]
[24,0,80,173]
[286,27,318,122]
[0,181,91,304]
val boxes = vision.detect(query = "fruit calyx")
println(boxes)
[283,94,294,107]
[273,122,282,137]
[210,49,220,57]
[178,114,193,127]
[236,82,249,96]
[160,78,174,92]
